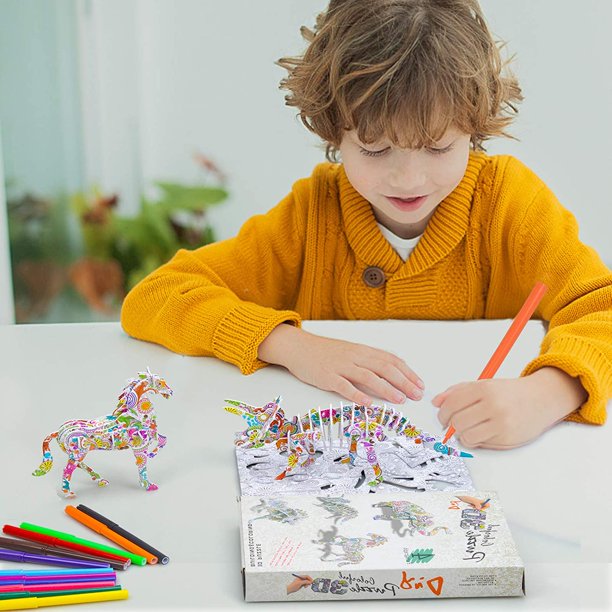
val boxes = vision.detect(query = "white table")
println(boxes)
[0,321,609,610]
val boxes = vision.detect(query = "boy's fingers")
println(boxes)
[436,383,480,414]
[442,401,487,431]
[350,367,407,405]
[354,355,422,401]
[433,382,471,406]
[333,377,373,407]
[393,359,425,390]
[371,362,423,401]
[438,400,478,427]
[457,419,497,448]
[431,392,445,406]
[368,351,425,391]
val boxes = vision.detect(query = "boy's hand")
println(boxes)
[432,367,587,449]
[258,324,424,406]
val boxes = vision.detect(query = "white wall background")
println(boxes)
[479,0,612,264]
[134,0,325,239]
[83,0,611,263]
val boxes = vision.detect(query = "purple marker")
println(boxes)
[0,572,116,585]
[0,568,115,576]
[0,548,110,569]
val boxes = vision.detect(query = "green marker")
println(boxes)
[0,586,122,601]
[19,522,146,566]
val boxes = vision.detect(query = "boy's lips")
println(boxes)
[386,195,427,212]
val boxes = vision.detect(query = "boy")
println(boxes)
[122,0,612,449]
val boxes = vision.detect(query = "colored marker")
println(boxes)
[0,582,116,594]
[0,548,109,570]
[2,526,131,566]
[0,588,128,610]
[64,506,157,565]
[291,573,310,580]
[480,497,491,508]
[0,536,128,571]
[0,586,121,601]
[442,282,548,444]
[17,523,145,566]
[0,572,116,586]
[0,575,115,586]
[0,568,115,578]
[76,504,170,565]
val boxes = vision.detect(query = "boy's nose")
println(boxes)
[388,153,428,193]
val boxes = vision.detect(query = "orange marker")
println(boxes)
[441,282,548,444]
[64,506,158,565]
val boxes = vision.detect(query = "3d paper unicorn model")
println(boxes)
[32,369,172,497]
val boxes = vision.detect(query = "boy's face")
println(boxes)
[339,128,471,239]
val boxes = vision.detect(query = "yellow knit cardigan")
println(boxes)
[121,152,612,425]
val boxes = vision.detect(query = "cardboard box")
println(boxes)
[239,490,524,601]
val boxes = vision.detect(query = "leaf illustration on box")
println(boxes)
[404,547,435,564]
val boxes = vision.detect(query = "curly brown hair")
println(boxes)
[278,0,523,161]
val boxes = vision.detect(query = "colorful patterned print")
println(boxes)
[32,369,172,497]
[225,398,471,489]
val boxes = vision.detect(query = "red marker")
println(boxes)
[2,525,131,565]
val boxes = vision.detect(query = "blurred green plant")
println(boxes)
[7,192,73,264]
[6,153,228,321]
[114,182,227,288]
[7,192,75,321]
[72,174,228,290]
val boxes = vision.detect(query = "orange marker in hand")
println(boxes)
[441,282,548,445]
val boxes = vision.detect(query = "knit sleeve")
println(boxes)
[487,156,612,425]
[120,174,316,374]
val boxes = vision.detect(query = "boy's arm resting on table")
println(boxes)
[121,162,425,404]
[121,185,309,374]
[258,323,425,407]
[489,157,612,426]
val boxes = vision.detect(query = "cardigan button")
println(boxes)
[362,266,386,288]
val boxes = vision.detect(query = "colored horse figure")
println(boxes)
[32,369,172,497]
[372,500,451,536]
[313,532,387,566]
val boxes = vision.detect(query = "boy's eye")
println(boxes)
[426,144,454,155]
[359,146,390,158]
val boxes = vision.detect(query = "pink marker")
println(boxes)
[0,580,116,593]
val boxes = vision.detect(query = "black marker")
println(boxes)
[76,504,169,565]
